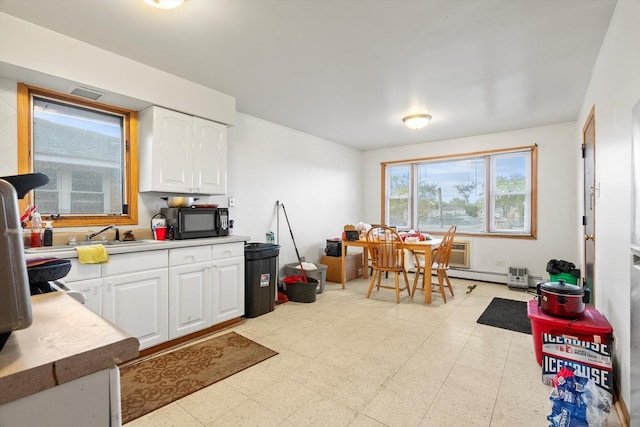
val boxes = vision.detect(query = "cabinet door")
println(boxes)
[140,106,193,193]
[168,262,212,339]
[193,118,227,194]
[102,269,168,350]
[64,278,103,316]
[212,256,244,323]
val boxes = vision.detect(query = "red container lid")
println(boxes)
[283,276,306,284]
[527,300,612,334]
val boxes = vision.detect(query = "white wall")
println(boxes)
[362,122,581,282]
[211,113,362,267]
[576,0,640,412]
[0,78,18,177]
[0,12,235,125]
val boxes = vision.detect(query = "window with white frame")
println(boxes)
[383,146,536,237]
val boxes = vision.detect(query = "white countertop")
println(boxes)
[24,235,252,260]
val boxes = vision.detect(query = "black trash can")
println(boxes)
[244,243,280,318]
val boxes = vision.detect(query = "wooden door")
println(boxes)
[583,107,596,305]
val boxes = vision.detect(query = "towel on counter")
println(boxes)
[75,244,109,264]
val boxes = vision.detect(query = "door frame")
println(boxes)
[582,106,596,305]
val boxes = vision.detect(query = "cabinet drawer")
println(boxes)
[211,242,244,259]
[65,259,101,282]
[102,250,168,276]
[169,246,211,266]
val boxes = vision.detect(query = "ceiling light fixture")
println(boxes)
[142,0,187,9]
[402,114,432,130]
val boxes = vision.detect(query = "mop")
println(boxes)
[280,203,308,282]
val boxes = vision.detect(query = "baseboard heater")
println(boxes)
[448,267,542,288]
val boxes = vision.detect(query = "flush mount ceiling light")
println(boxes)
[142,0,187,9]
[402,114,432,130]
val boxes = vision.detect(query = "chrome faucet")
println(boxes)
[86,225,119,241]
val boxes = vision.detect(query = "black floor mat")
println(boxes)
[476,297,532,334]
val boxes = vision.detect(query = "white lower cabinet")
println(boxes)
[61,259,102,315]
[54,242,243,350]
[168,263,212,339]
[168,243,244,337]
[63,278,103,316]
[212,256,245,323]
[0,368,118,427]
[103,269,169,350]
[102,251,169,351]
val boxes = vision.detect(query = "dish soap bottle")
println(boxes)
[43,221,53,246]
[30,212,43,247]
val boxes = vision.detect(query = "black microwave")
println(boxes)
[161,207,228,239]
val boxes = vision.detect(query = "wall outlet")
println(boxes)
[496,260,505,266]
[228,197,236,207]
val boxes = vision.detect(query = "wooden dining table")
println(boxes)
[341,238,442,303]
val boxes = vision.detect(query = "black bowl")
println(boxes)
[27,259,71,285]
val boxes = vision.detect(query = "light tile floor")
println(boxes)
[125,276,624,427]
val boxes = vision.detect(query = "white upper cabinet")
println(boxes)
[194,117,227,194]
[139,106,227,195]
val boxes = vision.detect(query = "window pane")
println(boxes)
[387,165,410,228]
[418,157,484,232]
[383,148,534,236]
[491,152,529,232]
[32,97,124,215]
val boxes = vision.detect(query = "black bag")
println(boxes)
[546,259,580,277]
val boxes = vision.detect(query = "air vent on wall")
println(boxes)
[449,240,470,268]
[69,86,105,101]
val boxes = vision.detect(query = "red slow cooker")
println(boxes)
[536,279,591,319]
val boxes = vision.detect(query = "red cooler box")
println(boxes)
[527,300,612,365]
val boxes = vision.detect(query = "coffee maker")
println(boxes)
[0,173,48,351]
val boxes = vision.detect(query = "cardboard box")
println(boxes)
[541,333,613,403]
[321,254,363,282]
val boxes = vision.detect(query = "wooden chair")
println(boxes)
[366,225,411,303]
[411,225,457,303]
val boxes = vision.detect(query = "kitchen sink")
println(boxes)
[25,239,160,253]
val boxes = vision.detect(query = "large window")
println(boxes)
[17,84,138,227]
[383,146,537,237]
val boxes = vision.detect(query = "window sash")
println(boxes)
[383,146,536,238]
[17,83,138,227]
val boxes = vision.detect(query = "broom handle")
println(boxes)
[281,203,308,282]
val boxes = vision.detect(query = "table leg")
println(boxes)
[424,248,432,304]
[362,247,369,279]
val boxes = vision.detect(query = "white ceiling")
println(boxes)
[0,0,617,151]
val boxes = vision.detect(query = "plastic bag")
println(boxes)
[547,366,610,427]
[546,259,580,277]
